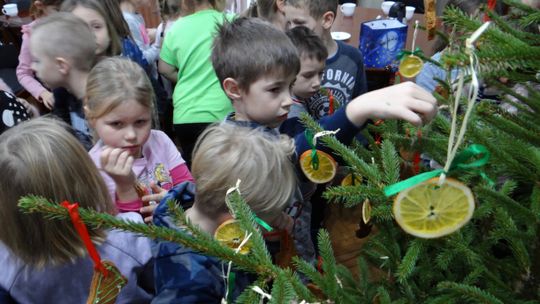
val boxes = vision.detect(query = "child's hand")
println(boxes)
[140,204,157,224]
[39,90,55,110]
[17,98,39,117]
[100,146,136,188]
[270,212,295,234]
[346,82,438,127]
[147,28,157,44]
[141,182,168,204]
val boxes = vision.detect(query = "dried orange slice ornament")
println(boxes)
[393,177,475,238]
[341,172,362,186]
[398,21,424,78]
[214,219,252,254]
[300,150,337,184]
[362,199,372,224]
[399,55,424,78]
[301,129,340,184]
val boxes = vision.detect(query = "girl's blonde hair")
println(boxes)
[61,0,123,56]
[191,124,297,220]
[0,117,115,267]
[85,57,155,121]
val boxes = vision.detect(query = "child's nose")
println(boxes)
[282,93,293,109]
[124,126,137,140]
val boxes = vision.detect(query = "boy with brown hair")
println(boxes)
[283,0,367,112]
[212,17,437,263]
[30,12,97,149]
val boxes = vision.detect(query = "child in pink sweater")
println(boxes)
[16,0,62,109]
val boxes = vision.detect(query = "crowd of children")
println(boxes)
[0,0,439,302]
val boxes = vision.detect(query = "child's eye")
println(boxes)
[268,87,281,94]
[108,121,122,128]
[135,119,148,126]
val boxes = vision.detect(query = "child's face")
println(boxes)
[283,5,324,37]
[29,38,64,89]
[292,55,325,99]
[71,6,110,56]
[234,72,296,128]
[91,99,152,158]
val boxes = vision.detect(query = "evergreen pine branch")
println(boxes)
[396,239,424,284]
[318,230,340,301]
[226,190,274,265]
[492,207,532,270]
[477,187,538,222]
[323,185,385,208]
[287,270,318,303]
[235,278,268,304]
[356,256,370,295]
[530,186,540,219]
[292,257,325,294]
[380,140,400,185]
[371,204,394,223]
[503,0,539,14]
[485,10,540,43]
[437,281,504,304]
[269,271,296,304]
[520,11,540,28]
[18,196,277,277]
[375,286,392,304]
[424,295,458,304]
[435,248,457,270]
[462,267,484,285]
[479,113,540,146]
[499,179,518,198]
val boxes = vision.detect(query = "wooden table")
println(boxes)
[332,6,436,57]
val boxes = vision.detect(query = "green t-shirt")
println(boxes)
[160,10,234,124]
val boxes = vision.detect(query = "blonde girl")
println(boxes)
[16,0,62,110]
[86,57,193,222]
[0,117,154,303]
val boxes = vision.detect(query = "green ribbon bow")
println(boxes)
[304,130,319,170]
[397,47,424,61]
[384,144,492,197]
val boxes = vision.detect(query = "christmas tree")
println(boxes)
[19,0,540,302]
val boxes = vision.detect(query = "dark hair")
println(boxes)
[286,26,327,62]
[212,17,300,92]
[99,0,132,38]
[285,0,337,19]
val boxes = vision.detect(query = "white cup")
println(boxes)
[405,6,416,20]
[381,1,395,16]
[2,3,18,17]
[340,3,356,17]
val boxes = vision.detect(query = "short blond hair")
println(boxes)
[31,12,97,71]
[191,124,296,220]
[0,117,115,267]
[85,57,155,121]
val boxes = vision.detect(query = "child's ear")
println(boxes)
[55,57,71,75]
[222,77,242,100]
[321,11,335,30]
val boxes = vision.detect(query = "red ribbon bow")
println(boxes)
[61,201,108,276]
